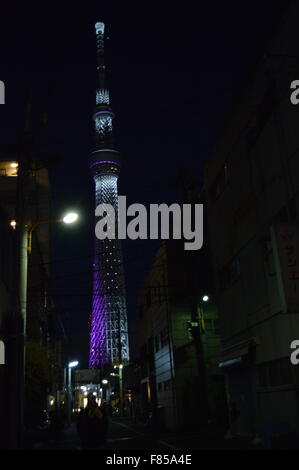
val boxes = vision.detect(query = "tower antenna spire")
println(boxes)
[95,22,106,90]
[93,21,114,148]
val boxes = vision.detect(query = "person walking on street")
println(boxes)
[77,393,104,449]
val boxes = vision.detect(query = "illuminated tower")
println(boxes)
[89,22,129,368]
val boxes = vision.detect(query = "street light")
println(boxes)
[67,360,79,425]
[27,211,79,253]
[200,295,210,331]
[10,219,16,230]
[62,212,78,224]
[68,360,79,368]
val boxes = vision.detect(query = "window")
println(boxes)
[213,319,220,334]
[139,304,143,319]
[158,382,162,392]
[219,257,241,290]
[160,327,169,348]
[146,289,151,308]
[258,358,293,388]
[204,318,220,335]
[258,363,268,387]
[164,380,171,391]
[210,162,229,202]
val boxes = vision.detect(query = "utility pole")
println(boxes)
[8,100,32,449]
[188,298,210,426]
[118,309,124,417]
[68,366,72,424]
[178,173,210,427]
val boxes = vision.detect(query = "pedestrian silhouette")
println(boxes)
[77,393,104,449]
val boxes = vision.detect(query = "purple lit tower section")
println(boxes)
[89,22,129,368]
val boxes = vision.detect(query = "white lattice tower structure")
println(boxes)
[88,22,129,368]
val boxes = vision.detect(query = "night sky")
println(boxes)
[0,0,290,366]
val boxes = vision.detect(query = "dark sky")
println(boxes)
[0,0,291,366]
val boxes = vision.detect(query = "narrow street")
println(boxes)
[31,418,258,450]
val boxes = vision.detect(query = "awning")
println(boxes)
[218,339,251,369]
[219,357,242,368]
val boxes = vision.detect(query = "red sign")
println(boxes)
[271,224,299,313]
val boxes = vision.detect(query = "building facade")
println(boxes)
[132,240,224,430]
[204,3,299,439]
[0,157,63,447]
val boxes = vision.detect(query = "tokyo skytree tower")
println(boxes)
[89,22,129,368]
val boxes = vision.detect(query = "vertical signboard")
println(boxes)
[271,224,299,313]
[0,81,4,104]
[0,341,4,365]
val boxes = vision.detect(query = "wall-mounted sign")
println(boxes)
[0,340,4,365]
[271,224,299,313]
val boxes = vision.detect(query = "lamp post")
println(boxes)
[114,364,124,416]
[200,295,209,332]
[67,360,79,425]
[12,212,78,448]
[27,212,79,253]
[187,293,211,426]
[102,379,108,401]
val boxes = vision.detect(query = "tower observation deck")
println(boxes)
[89,22,129,368]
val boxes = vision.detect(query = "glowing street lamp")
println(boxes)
[68,361,79,368]
[10,220,16,230]
[27,211,79,253]
[62,212,78,224]
[202,295,209,302]
[114,364,124,416]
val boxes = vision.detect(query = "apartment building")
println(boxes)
[204,3,299,438]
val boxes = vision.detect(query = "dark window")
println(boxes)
[146,289,151,308]
[164,380,171,391]
[210,162,229,202]
[139,304,143,319]
[258,363,268,387]
[204,319,220,335]
[269,361,281,387]
[160,327,169,348]
[219,257,241,290]
[279,358,293,385]
[155,335,160,352]
[213,319,220,334]
[158,382,162,392]
[258,358,293,387]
